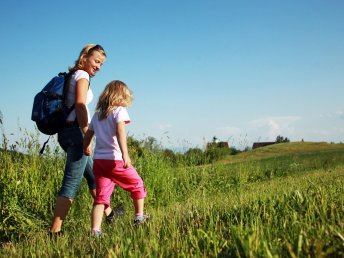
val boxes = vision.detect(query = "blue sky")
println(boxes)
[1,0,343,150]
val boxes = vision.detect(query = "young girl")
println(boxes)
[83,80,148,235]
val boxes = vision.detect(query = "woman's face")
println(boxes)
[83,50,106,77]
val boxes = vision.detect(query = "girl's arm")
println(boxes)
[83,129,94,156]
[117,121,131,168]
[75,78,89,135]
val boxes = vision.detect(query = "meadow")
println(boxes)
[0,131,343,257]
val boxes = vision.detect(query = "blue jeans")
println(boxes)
[57,126,96,199]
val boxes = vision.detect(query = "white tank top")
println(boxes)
[65,70,93,123]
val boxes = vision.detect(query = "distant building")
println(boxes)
[252,142,276,149]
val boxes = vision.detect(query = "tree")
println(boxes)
[276,135,290,143]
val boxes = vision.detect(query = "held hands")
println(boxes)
[83,127,94,156]
[84,145,92,156]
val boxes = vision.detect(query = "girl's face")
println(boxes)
[83,50,106,77]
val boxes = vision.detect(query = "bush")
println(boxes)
[205,146,231,163]
[184,148,206,166]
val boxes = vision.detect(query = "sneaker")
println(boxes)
[106,204,125,224]
[106,210,115,224]
[133,215,150,226]
[90,230,101,237]
[48,231,62,239]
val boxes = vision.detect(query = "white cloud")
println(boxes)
[158,123,171,132]
[319,110,344,119]
[248,116,302,140]
[335,111,344,119]
[210,116,303,148]
[311,127,344,137]
[152,111,344,150]
[216,126,241,135]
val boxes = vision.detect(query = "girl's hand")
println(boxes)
[123,154,132,168]
[117,121,131,168]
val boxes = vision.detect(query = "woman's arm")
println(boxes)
[117,121,131,168]
[75,78,89,135]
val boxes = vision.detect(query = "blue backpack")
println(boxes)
[31,72,74,135]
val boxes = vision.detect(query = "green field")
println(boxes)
[0,140,343,257]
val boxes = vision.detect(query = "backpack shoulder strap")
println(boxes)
[61,71,75,116]
[62,71,74,102]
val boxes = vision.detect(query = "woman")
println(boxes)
[50,44,115,235]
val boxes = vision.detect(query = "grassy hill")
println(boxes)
[217,141,344,164]
[0,141,343,257]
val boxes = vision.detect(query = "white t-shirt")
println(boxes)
[65,70,94,123]
[89,106,130,160]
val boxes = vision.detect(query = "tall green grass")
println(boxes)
[0,132,343,257]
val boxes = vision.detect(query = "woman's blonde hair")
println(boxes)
[69,44,107,71]
[96,80,133,120]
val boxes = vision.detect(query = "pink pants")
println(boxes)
[93,159,147,208]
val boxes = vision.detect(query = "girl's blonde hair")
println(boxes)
[96,80,133,120]
[69,44,107,72]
